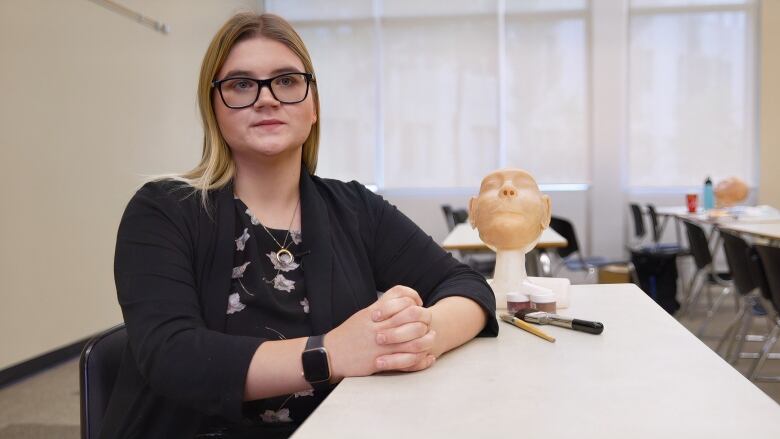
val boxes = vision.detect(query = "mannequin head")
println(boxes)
[715,177,748,207]
[469,169,551,252]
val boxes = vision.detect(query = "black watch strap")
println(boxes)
[305,334,324,350]
[302,335,331,391]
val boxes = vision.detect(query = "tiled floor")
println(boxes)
[1,283,778,438]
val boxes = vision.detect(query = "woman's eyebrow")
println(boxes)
[220,69,253,79]
[220,66,304,79]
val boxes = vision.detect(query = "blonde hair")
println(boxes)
[177,13,320,205]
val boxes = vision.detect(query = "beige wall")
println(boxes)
[760,0,780,207]
[0,0,257,370]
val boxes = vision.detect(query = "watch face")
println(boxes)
[302,347,330,383]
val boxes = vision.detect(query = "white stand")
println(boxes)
[491,248,570,310]
[491,249,527,306]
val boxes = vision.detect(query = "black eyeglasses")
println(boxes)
[211,72,315,108]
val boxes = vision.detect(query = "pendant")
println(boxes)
[276,248,294,265]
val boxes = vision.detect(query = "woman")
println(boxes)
[103,12,497,439]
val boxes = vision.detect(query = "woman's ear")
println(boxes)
[540,194,551,229]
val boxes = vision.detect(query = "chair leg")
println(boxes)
[696,286,731,338]
[680,271,704,318]
[538,250,552,277]
[716,298,746,357]
[728,308,757,365]
[748,321,780,382]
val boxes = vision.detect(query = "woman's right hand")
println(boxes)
[324,285,436,380]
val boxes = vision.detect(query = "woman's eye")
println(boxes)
[275,75,297,87]
[225,79,254,91]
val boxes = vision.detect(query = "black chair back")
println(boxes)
[754,244,780,314]
[441,205,469,232]
[630,203,646,240]
[80,324,127,439]
[646,204,661,243]
[682,220,712,269]
[748,247,773,302]
[720,231,756,296]
[549,216,580,259]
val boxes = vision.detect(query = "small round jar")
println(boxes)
[530,292,557,313]
[506,292,531,315]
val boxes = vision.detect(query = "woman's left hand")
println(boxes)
[372,285,438,372]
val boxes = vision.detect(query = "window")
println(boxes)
[265,0,758,191]
[628,0,757,188]
[266,0,590,188]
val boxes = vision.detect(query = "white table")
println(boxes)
[293,284,780,438]
[654,205,780,250]
[719,222,780,242]
[442,223,568,251]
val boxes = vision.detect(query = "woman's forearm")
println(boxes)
[429,296,488,357]
[243,337,312,401]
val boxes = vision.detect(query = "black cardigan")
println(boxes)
[101,171,498,438]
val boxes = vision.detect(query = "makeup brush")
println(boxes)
[499,313,556,343]
[515,309,604,335]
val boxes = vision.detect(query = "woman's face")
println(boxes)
[213,37,317,164]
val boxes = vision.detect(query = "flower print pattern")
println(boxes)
[226,292,246,315]
[273,274,295,292]
[229,198,319,428]
[246,208,261,226]
[290,230,302,245]
[235,228,250,251]
[232,261,250,279]
[260,408,292,423]
[267,251,299,272]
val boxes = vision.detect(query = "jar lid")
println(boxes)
[506,292,529,302]
[530,292,555,303]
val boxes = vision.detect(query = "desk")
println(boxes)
[653,205,780,248]
[293,284,780,438]
[720,222,780,242]
[442,223,568,251]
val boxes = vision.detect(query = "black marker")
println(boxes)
[515,309,604,335]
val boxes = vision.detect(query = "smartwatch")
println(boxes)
[302,334,331,390]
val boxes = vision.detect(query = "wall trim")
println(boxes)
[0,336,92,389]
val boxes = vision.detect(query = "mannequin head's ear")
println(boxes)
[468,196,478,229]
[540,194,552,229]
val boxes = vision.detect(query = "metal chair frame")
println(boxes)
[746,244,780,383]
[713,231,775,364]
[678,220,733,335]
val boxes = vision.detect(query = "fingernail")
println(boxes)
[377,359,386,369]
[376,333,386,344]
[372,310,381,321]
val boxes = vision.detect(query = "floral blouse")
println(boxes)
[199,197,328,437]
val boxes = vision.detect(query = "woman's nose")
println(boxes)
[254,85,280,108]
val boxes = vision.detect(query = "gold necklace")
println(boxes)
[259,198,300,266]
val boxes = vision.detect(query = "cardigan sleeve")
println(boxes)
[355,183,499,336]
[114,182,263,421]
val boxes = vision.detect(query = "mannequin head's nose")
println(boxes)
[499,185,517,199]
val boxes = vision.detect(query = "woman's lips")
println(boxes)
[251,120,285,129]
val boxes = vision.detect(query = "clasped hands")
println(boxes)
[325,285,438,381]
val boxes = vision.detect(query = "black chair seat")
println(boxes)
[634,244,689,256]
